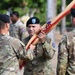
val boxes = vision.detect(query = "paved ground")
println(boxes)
[51,30,62,75]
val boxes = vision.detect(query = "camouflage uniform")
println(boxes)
[23,36,56,75]
[0,34,25,75]
[57,30,75,75]
[9,19,27,41]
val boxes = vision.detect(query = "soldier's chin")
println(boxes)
[29,33,34,37]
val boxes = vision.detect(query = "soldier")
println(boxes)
[23,17,56,75]
[57,8,75,75]
[9,11,27,41]
[0,14,27,75]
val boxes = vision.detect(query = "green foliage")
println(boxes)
[0,0,47,25]
[0,0,73,27]
[0,0,25,10]
[24,0,47,25]
[66,0,72,27]
[57,0,62,14]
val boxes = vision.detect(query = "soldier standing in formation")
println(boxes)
[9,11,27,41]
[23,17,56,75]
[0,14,28,75]
[57,8,75,75]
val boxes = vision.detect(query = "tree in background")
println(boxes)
[0,0,73,28]
[24,0,47,25]
[0,0,47,25]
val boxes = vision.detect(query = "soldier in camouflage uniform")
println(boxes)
[57,8,75,75]
[23,17,56,75]
[0,14,27,75]
[9,11,27,41]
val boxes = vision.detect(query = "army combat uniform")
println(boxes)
[57,30,75,75]
[23,36,56,75]
[0,34,25,75]
[9,19,27,41]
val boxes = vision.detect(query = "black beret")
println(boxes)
[26,17,40,27]
[71,8,75,17]
[0,14,10,23]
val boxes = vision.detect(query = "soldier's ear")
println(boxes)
[6,23,10,29]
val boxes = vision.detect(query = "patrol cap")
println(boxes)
[71,8,75,17]
[10,11,19,17]
[26,17,40,27]
[0,14,10,23]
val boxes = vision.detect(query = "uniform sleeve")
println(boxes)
[25,40,56,60]
[17,41,27,60]
[25,49,34,60]
[21,37,56,61]
[42,38,56,59]
[10,38,28,60]
[57,35,68,75]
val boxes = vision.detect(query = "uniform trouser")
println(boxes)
[1,70,17,75]
[0,68,24,75]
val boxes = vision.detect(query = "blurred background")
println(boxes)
[0,0,73,33]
